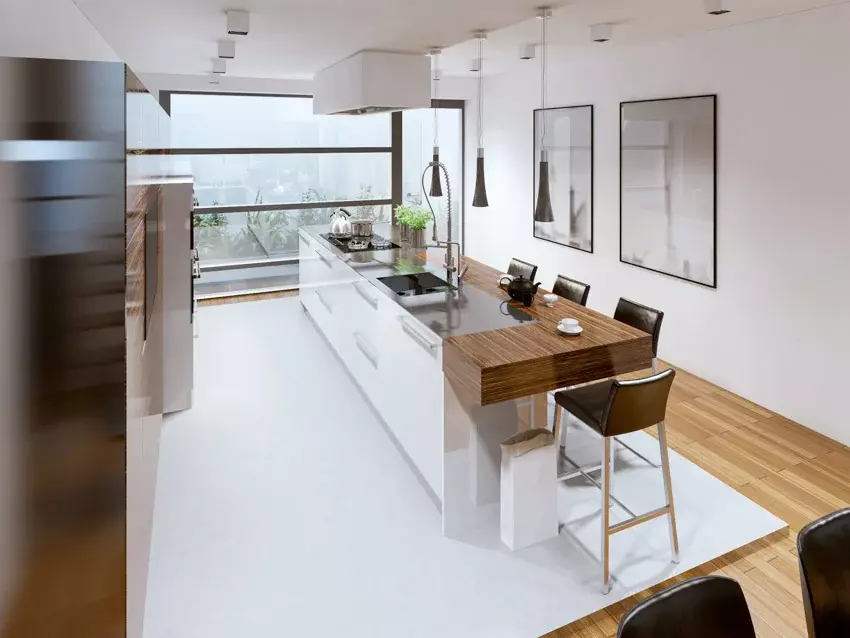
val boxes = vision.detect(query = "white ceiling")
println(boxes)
[72,0,846,79]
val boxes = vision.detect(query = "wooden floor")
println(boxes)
[546,361,849,638]
[206,291,848,637]
[196,289,298,307]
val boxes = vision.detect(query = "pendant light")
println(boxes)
[429,47,443,198]
[472,31,489,208]
[534,7,555,223]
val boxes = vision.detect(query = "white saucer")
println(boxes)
[557,324,583,336]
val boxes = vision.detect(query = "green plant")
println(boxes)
[193,212,228,228]
[394,203,431,231]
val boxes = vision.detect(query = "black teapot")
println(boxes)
[499,275,541,307]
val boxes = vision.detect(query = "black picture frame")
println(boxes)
[619,94,718,289]
[532,104,594,254]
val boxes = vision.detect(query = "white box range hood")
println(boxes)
[313,51,431,115]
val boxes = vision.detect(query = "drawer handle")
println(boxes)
[353,281,379,310]
[316,289,333,314]
[354,332,379,369]
[398,316,439,354]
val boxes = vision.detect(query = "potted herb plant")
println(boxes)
[394,203,431,248]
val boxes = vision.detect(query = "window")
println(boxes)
[163,92,463,297]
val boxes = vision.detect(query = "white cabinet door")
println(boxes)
[378,309,444,500]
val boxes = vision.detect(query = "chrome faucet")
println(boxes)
[421,161,460,275]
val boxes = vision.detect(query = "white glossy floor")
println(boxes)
[143,298,785,638]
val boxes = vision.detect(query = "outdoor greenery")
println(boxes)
[394,203,432,230]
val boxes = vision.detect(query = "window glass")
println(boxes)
[170,94,391,148]
[177,153,391,207]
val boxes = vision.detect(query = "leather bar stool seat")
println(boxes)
[507,258,538,281]
[617,576,757,638]
[552,274,590,306]
[798,507,850,637]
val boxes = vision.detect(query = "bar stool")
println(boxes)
[611,298,665,468]
[507,258,538,281]
[553,368,680,594]
[617,576,756,638]
[798,507,850,637]
[552,274,591,306]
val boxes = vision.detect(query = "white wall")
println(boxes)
[466,5,850,445]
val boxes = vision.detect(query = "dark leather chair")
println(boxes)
[798,508,850,637]
[507,258,538,281]
[614,298,664,363]
[553,368,679,594]
[552,275,590,306]
[617,576,757,638]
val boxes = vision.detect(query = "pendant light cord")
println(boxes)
[540,11,547,147]
[432,50,440,147]
[477,37,484,149]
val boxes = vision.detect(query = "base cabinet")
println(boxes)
[299,231,443,501]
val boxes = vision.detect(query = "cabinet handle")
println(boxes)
[354,332,379,369]
[317,251,334,268]
[398,316,439,354]
[316,289,333,314]
[353,281,379,310]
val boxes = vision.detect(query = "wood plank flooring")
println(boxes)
[545,361,849,638]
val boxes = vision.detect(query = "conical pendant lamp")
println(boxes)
[472,32,489,208]
[429,48,443,197]
[534,7,555,223]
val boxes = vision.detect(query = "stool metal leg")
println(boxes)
[657,420,680,563]
[601,437,612,594]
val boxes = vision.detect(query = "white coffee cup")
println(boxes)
[559,318,580,331]
[543,293,558,307]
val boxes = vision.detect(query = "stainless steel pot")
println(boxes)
[351,219,373,237]
[328,208,352,238]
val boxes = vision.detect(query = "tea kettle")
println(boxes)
[329,208,352,238]
[500,275,541,307]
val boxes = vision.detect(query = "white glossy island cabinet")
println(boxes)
[299,228,444,502]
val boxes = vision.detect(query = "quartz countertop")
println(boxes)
[300,224,538,339]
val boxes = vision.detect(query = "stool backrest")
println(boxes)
[507,258,538,282]
[601,368,675,437]
[614,298,663,357]
[618,576,756,638]
[552,275,590,306]
[798,508,850,638]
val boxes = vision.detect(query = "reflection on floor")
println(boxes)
[144,298,789,638]
[547,365,850,638]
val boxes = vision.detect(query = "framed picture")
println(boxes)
[620,94,717,288]
[533,105,594,253]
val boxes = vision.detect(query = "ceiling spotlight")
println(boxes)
[590,23,613,43]
[704,0,731,15]
[470,57,481,73]
[213,58,227,74]
[226,10,250,35]
[218,40,236,59]
[519,44,536,60]
[209,75,220,85]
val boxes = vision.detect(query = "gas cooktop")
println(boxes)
[320,233,400,254]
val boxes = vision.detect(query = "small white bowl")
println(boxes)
[543,293,558,307]
[498,273,514,284]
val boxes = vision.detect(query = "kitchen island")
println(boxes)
[298,224,653,539]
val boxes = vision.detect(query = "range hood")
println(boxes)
[313,51,431,115]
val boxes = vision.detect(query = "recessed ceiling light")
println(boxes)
[590,23,613,43]
[704,0,731,15]
[226,10,250,35]
[218,40,236,59]
[213,58,227,74]
[209,75,220,85]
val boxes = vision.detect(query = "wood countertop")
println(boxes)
[443,257,654,405]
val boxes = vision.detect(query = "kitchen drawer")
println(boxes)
[298,233,359,289]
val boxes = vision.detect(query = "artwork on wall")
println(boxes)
[620,94,717,288]
[533,105,594,253]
